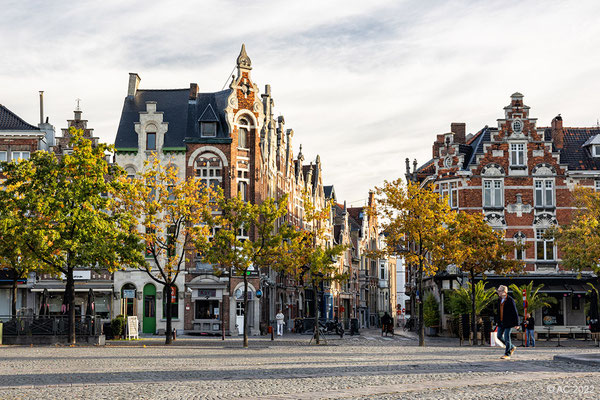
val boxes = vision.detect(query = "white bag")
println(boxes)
[490,328,506,348]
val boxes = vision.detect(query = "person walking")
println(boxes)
[525,312,535,347]
[496,285,519,360]
[276,310,285,336]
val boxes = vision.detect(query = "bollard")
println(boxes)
[270,326,274,341]
[173,328,176,341]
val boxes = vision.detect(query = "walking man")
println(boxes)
[496,285,519,359]
[276,309,285,336]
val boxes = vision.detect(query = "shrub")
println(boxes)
[423,293,440,327]
[111,315,126,337]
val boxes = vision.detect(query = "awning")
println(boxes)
[539,285,569,293]
[31,288,112,292]
[566,284,592,294]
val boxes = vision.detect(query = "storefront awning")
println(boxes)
[31,288,112,292]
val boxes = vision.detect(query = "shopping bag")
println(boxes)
[490,327,505,348]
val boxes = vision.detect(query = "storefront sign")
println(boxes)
[59,270,91,280]
[127,316,139,340]
[198,289,216,298]
[123,289,136,299]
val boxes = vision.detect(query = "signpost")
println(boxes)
[127,316,139,340]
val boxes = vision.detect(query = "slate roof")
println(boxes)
[115,88,233,150]
[323,185,334,199]
[561,128,600,170]
[0,104,40,131]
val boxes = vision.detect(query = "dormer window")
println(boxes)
[201,122,217,138]
[146,124,157,151]
[593,144,600,157]
[582,134,600,157]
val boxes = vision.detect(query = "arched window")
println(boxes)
[146,124,157,151]
[238,118,249,148]
[163,286,179,319]
[195,152,223,191]
[125,166,136,180]
[121,284,137,316]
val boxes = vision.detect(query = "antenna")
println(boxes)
[221,65,236,90]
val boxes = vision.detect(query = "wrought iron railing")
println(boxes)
[0,315,102,336]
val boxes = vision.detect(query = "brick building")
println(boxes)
[113,45,346,335]
[408,92,598,330]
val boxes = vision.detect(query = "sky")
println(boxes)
[2,0,600,206]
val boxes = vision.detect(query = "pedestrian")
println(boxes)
[525,312,535,347]
[276,309,285,336]
[496,285,519,360]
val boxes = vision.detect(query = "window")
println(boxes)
[11,151,30,161]
[201,122,217,137]
[121,284,137,316]
[536,229,554,261]
[195,153,222,193]
[534,179,554,208]
[510,143,525,166]
[483,179,503,208]
[238,181,248,202]
[440,181,459,209]
[0,151,6,162]
[512,119,523,133]
[195,299,220,319]
[380,263,386,280]
[238,118,249,148]
[125,166,136,180]
[595,180,600,192]
[593,145,600,157]
[163,286,178,319]
[145,227,155,258]
[146,132,156,150]
[238,224,248,238]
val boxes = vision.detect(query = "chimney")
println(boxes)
[189,83,198,100]
[551,114,564,150]
[451,122,466,144]
[39,91,44,124]
[127,73,141,97]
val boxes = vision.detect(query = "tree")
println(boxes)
[552,187,600,275]
[204,195,290,348]
[423,292,440,328]
[276,193,347,345]
[120,155,215,345]
[0,128,143,343]
[0,207,42,317]
[373,180,459,346]
[508,281,557,316]
[448,281,496,317]
[449,211,522,344]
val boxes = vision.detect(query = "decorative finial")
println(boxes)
[76,98,81,111]
[237,44,252,70]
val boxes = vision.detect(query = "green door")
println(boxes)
[143,284,156,334]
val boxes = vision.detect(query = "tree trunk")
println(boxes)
[11,275,18,319]
[417,260,424,346]
[314,282,321,345]
[165,283,173,345]
[470,269,477,346]
[66,266,76,344]
[243,272,249,348]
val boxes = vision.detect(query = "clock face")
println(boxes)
[512,119,523,133]
[444,157,452,168]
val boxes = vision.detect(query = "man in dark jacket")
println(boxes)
[496,285,519,359]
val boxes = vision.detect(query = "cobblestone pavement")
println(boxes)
[0,330,599,399]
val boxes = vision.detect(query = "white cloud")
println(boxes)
[2,0,600,204]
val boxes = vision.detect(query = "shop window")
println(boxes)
[541,294,563,325]
[195,299,220,319]
[162,286,178,319]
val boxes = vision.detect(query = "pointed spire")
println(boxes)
[237,43,252,70]
[298,144,304,163]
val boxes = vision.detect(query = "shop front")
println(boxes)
[187,276,227,335]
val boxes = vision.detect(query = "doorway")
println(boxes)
[143,283,156,334]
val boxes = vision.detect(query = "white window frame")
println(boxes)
[510,143,525,166]
[595,180,600,192]
[200,122,217,138]
[194,153,223,196]
[483,179,503,208]
[0,151,6,163]
[535,228,555,261]
[593,145,600,157]
[439,181,458,209]
[534,179,554,208]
